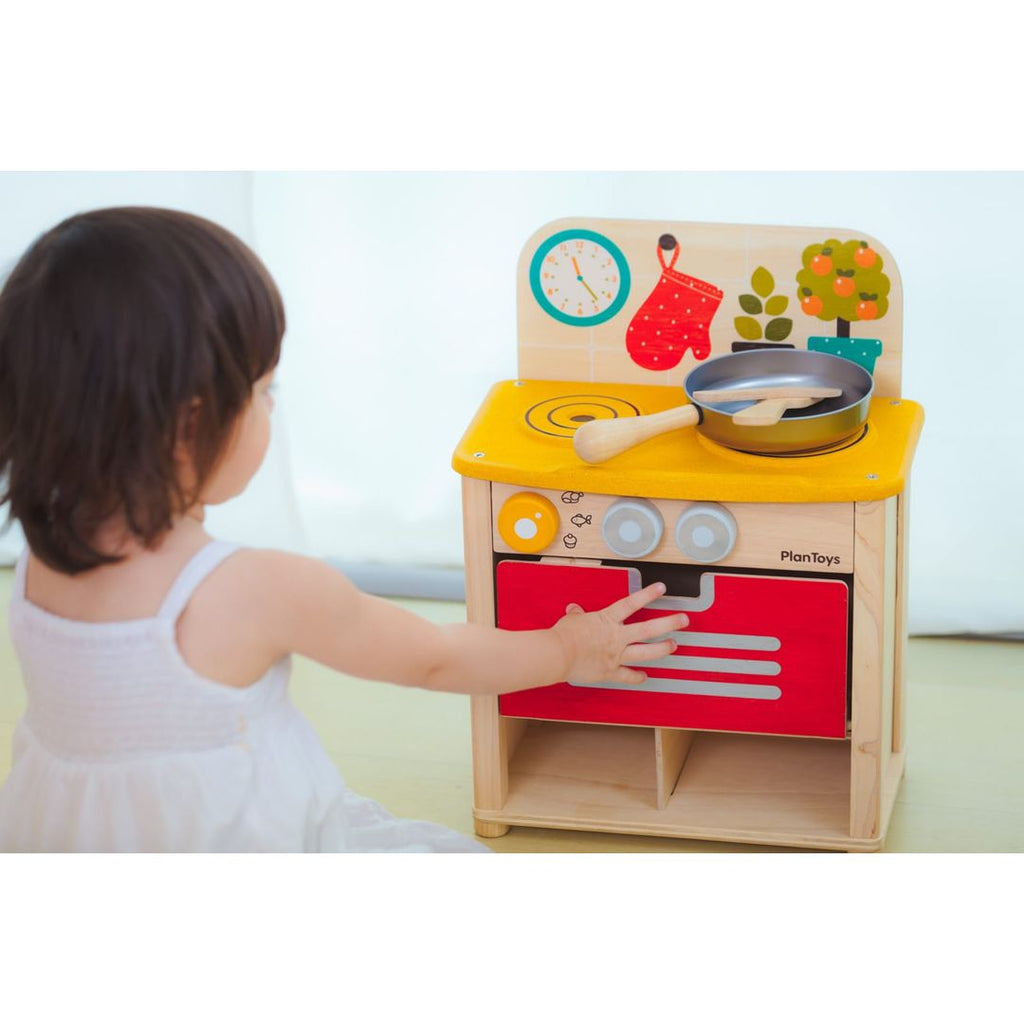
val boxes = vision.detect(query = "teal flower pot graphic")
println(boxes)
[807,335,883,374]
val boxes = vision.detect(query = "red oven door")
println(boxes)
[496,560,849,738]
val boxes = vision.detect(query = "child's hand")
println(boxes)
[552,582,688,686]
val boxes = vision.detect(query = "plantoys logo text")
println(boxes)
[780,549,841,569]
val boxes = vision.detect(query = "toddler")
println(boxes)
[0,207,685,852]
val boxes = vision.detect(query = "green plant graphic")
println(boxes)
[734,266,792,342]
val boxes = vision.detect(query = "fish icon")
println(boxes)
[570,514,592,528]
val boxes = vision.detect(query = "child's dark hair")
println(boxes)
[0,206,285,574]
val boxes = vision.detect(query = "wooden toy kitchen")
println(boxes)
[452,217,924,852]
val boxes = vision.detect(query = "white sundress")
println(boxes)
[0,540,487,853]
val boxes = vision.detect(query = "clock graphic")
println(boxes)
[529,228,631,326]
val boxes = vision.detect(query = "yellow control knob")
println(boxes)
[497,492,560,553]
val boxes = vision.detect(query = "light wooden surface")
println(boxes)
[850,497,899,839]
[491,483,854,572]
[1,569,1022,852]
[655,728,694,810]
[461,477,510,835]
[487,722,870,851]
[893,485,911,753]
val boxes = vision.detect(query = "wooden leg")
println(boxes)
[892,486,910,754]
[850,498,897,840]
[474,819,511,839]
[463,478,504,823]
[470,695,507,816]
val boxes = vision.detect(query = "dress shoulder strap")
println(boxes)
[157,540,241,622]
[12,546,29,603]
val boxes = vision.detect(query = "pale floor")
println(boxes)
[1,567,1022,853]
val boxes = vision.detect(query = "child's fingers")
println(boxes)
[623,638,677,663]
[607,582,668,621]
[625,612,688,642]
[605,666,648,686]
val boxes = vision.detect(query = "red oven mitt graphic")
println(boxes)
[626,234,724,370]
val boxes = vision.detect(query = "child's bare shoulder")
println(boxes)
[218,547,355,601]
[176,547,359,687]
[191,547,350,620]
[176,548,340,686]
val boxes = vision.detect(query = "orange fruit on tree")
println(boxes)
[800,291,823,316]
[833,275,855,298]
[856,295,879,320]
[810,250,833,276]
[854,242,878,268]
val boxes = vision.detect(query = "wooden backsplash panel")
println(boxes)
[516,217,904,396]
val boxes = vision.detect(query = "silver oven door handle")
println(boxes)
[646,573,716,613]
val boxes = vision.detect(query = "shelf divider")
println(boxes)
[655,728,695,809]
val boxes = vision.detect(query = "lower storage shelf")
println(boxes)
[477,720,903,851]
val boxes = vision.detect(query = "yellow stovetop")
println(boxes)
[452,379,924,503]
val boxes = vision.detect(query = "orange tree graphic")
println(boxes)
[796,238,890,337]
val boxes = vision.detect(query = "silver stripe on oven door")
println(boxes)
[633,652,781,675]
[643,629,781,652]
[568,677,783,700]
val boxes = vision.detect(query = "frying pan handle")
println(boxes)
[573,404,700,464]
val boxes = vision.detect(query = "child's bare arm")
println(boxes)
[256,551,686,696]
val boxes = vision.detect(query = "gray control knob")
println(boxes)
[675,503,738,563]
[602,498,664,558]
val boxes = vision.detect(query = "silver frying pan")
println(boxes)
[573,349,874,462]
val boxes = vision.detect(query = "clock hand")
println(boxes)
[571,256,600,301]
